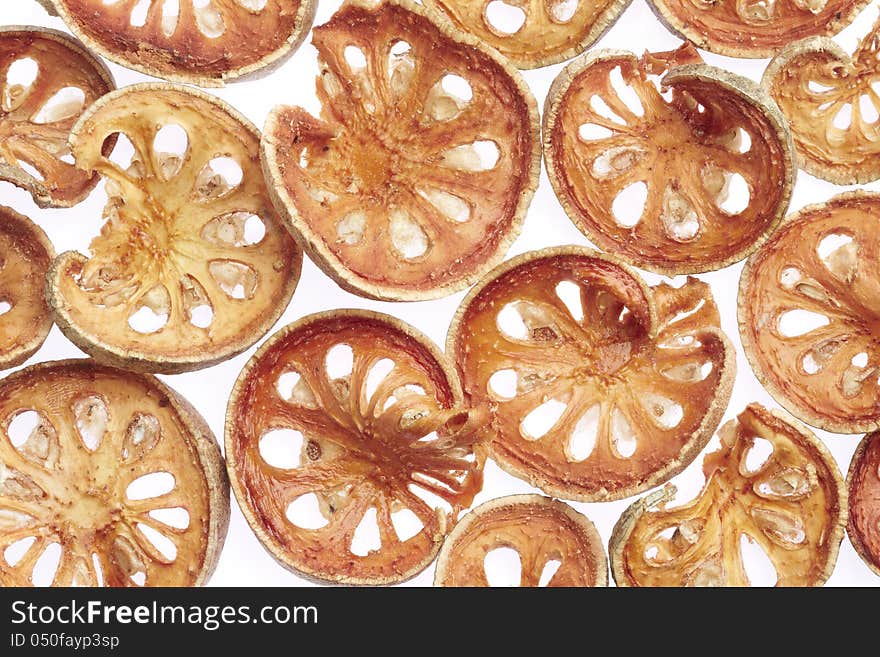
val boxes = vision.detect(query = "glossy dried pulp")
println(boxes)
[226,311,484,584]
[0,27,113,207]
[47,84,301,373]
[47,0,317,85]
[262,0,540,300]
[0,361,229,587]
[739,192,880,433]
[544,46,794,275]
[611,405,846,587]
[448,248,734,501]
[434,494,606,586]
[847,431,880,575]
[0,207,54,371]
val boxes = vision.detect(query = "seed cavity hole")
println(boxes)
[391,508,423,542]
[739,534,778,586]
[31,542,61,587]
[832,103,852,130]
[259,428,304,470]
[484,547,521,586]
[73,396,109,452]
[555,280,584,322]
[195,157,243,200]
[149,507,190,530]
[611,408,637,457]
[485,1,527,35]
[497,303,528,340]
[344,45,368,70]
[440,141,500,171]
[538,558,562,586]
[126,472,175,501]
[32,87,85,125]
[578,123,613,141]
[777,309,829,338]
[193,0,226,38]
[520,399,566,441]
[161,0,180,36]
[4,536,36,567]
[365,358,395,403]
[208,260,257,300]
[123,413,160,460]
[350,508,382,556]
[662,186,699,241]
[336,211,367,245]
[418,189,470,223]
[130,0,151,27]
[590,95,626,125]
[859,94,879,123]
[609,66,644,117]
[488,369,518,400]
[128,285,170,334]
[326,344,354,379]
[286,493,329,530]
[567,404,600,462]
[3,58,38,112]
[137,523,177,562]
[742,437,773,474]
[612,181,647,228]
[389,208,428,259]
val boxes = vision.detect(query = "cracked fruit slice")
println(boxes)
[610,404,847,587]
[739,192,880,434]
[434,494,607,586]
[647,0,869,58]
[847,431,880,576]
[47,84,302,374]
[544,45,795,276]
[0,360,230,587]
[422,0,631,69]
[763,15,880,184]
[261,0,540,301]
[226,310,485,584]
[447,246,735,502]
[41,0,317,86]
[0,207,54,371]
[0,26,114,208]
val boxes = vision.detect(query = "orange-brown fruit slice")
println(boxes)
[226,310,485,584]
[447,246,735,502]
[610,404,847,587]
[46,84,302,374]
[647,0,870,58]
[544,45,795,276]
[739,192,880,434]
[41,0,317,86]
[0,360,230,587]
[422,0,632,69]
[0,207,54,371]
[262,0,540,301]
[0,26,114,208]
[763,15,880,184]
[847,431,880,576]
[434,494,607,586]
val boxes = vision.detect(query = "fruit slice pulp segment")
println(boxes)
[0,365,211,586]
[230,314,482,582]
[618,405,843,586]
[272,1,534,292]
[0,30,111,205]
[742,195,880,429]
[454,251,729,499]
[848,432,880,573]
[552,46,787,271]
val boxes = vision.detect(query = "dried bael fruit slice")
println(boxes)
[0,207,54,371]
[434,494,607,586]
[40,0,316,86]
[0,26,114,208]
[847,431,880,576]
[422,0,631,69]
[763,15,880,184]
[610,404,847,587]
[47,84,302,374]
[739,192,880,434]
[544,45,795,276]
[447,246,735,502]
[647,0,869,58]
[0,360,230,587]
[226,310,485,584]
[262,0,540,301]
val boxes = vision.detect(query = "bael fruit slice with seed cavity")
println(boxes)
[763,14,880,184]
[226,310,485,585]
[0,360,229,587]
[739,192,880,434]
[447,246,735,502]
[40,0,316,87]
[261,0,540,301]
[610,404,847,587]
[0,207,54,371]
[47,83,302,374]
[544,45,795,276]
[422,0,632,69]
[0,26,114,208]
[647,0,869,58]
[847,431,880,576]
[434,494,607,586]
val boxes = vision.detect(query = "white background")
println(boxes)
[2,0,878,587]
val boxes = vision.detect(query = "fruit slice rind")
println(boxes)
[447,245,736,502]
[609,404,847,587]
[738,190,880,434]
[0,359,230,587]
[433,494,608,586]
[40,0,317,87]
[846,431,880,577]
[543,48,795,276]
[0,25,114,208]
[261,0,541,302]
[226,309,485,585]
[46,83,302,374]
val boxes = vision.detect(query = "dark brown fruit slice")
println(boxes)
[226,310,485,585]
[847,431,880,576]
[0,360,229,587]
[434,494,606,586]
[447,246,735,502]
